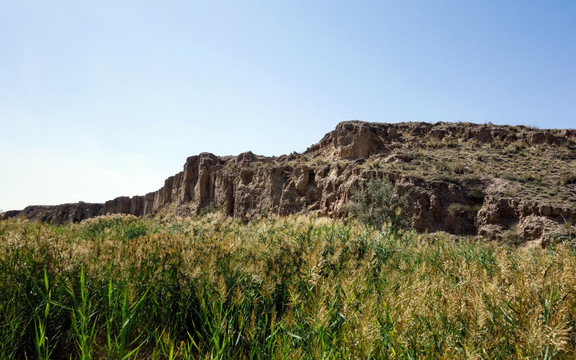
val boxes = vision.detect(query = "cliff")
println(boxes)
[3,121,576,243]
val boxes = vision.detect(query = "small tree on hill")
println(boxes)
[348,177,410,231]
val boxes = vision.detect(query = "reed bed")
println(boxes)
[1,213,576,359]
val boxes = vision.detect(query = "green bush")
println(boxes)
[79,214,148,240]
[198,202,218,216]
[447,203,479,216]
[467,187,485,202]
[348,177,410,230]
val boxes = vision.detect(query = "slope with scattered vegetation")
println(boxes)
[3,121,576,243]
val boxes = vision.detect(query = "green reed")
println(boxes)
[0,214,576,358]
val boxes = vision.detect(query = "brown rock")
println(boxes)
[5,120,576,243]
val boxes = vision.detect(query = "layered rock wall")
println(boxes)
[3,121,576,242]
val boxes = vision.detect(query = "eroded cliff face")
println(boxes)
[3,121,576,243]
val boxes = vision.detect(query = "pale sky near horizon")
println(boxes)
[1,1,575,211]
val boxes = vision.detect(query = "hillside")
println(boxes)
[3,121,576,243]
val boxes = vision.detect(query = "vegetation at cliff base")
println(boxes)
[348,177,411,231]
[2,214,576,359]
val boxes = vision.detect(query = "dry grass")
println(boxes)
[346,136,576,208]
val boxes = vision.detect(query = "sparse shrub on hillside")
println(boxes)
[505,141,526,154]
[348,177,410,230]
[467,187,485,202]
[198,202,218,216]
[431,173,460,183]
[434,160,466,175]
[501,225,522,245]
[425,140,444,149]
[365,159,382,169]
[489,140,505,149]
[561,173,576,185]
[501,172,518,182]
[434,161,449,172]
[451,163,466,174]
[445,139,459,148]
[447,203,479,216]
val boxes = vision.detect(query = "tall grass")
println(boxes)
[1,213,576,358]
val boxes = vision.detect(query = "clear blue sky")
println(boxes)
[1,1,575,211]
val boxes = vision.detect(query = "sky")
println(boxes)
[1,1,575,211]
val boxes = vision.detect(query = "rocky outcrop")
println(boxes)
[476,179,576,241]
[1,202,103,224]
[3,121,576,243]
[305,121,576,160]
